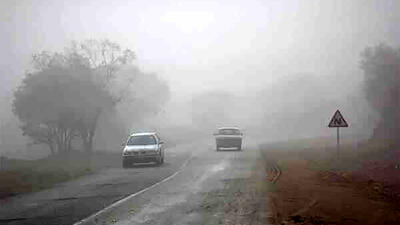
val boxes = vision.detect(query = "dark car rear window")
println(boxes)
[219,129,240,135]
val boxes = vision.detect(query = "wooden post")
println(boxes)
[0,155,3,171]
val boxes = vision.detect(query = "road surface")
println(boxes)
[0,139,270,225]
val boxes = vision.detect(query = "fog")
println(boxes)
[1,0,400,158]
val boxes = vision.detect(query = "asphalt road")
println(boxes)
[0,138,269,225]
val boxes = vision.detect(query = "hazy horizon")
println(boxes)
[1,0,399,158]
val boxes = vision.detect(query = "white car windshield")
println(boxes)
[127,135,156,145]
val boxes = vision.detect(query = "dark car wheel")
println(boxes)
[122,159,131,168]
[156,156,163,166]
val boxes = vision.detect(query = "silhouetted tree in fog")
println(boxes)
[68,40,134,151]
[13,39,135,154]
[68,39,135,87]
[13,55,114,154]
[360,44,400,141]
[93,66,170,150]
[13,39,170,155]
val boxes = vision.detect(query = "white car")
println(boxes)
[213,127,243,151]
[122,132,165,168]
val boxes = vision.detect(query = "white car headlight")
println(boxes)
[123,150,132,155]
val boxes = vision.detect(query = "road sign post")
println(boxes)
[328,110,348,158]
[337,127,339,158]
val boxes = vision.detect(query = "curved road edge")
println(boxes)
[73,155,193,225]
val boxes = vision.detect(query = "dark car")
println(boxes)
[214,127,243,151]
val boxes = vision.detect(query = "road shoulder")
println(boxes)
[199,151,270,225]
[262,141,400,225]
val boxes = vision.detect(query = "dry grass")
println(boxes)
[260,137,398,171]
[0,151,121,198]
[260,137,400,225]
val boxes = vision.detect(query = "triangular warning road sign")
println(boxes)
[328,110,348,127]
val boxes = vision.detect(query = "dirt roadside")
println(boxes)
[262,139,400,225]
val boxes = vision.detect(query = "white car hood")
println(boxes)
[124,145,158,151]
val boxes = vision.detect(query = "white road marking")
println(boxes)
[73,155,193,225]
[120,194,188,224]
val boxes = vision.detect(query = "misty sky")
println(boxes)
[0,0,400,157]
[1,0,399,100]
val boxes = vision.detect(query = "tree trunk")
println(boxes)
[48,142,55,155]
[87,133,94,152]
[67,132,73,152]
[83,130,95,153]
[82,109,102,153]
[56,130,62,154]
[56,129,68,154]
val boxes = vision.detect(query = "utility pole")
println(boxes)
[0,120,3,171]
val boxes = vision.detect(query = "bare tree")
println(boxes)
[67,40,135,151]
[69,39,135,85]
